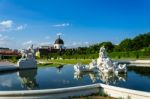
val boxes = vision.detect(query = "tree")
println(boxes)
[119,38,133,51]
[100,42,114,52]
[132,33,150,50]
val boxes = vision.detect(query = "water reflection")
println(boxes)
[74,71,97,83]
[56,65,64,73]
[0,65,149,92]
[74,71,127,85]
[128,66,150,78]
[98,72,127,85]
[17,69,38,90]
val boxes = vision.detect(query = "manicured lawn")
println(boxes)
[37,59,91,66]
[37,57,150,66]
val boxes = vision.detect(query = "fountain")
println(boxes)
[97,46,127,73]
[0,62,149,98]
[74,61,97,72]
[0,45,149,99]
[17,45,37,69]
[74,46,127,74]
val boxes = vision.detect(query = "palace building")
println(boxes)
[54,35,65,49]
[38,35,66,57]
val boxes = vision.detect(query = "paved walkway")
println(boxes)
[117,60,150,67]
[0,61,18,71]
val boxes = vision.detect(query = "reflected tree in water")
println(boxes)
[128,66,150,78]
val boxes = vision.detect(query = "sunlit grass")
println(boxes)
[38,59,91,65]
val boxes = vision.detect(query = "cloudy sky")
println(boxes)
[0,0,150,49]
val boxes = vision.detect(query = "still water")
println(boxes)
[0,65,150,92]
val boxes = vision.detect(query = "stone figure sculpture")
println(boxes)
[74,46,127,74]
[17,45,37,69]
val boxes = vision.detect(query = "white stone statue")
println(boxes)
[74,46,127,74]
[96,46,113,72]
[88,59,97,70]
[97,46,109,66]
[74,63,90,72]
[99,46,107,58]
[74,60,97,73]
[97,46,127,73]
[20,45,35,60]
[17,45,37,69]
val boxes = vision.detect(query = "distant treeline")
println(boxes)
[42,32,150,59]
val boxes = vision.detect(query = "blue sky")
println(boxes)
[0,0,150,49]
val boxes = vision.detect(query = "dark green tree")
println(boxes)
[100,42,114,52]
[132,33,150,50]
[119,38,133,51]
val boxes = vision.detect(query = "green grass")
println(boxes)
[38,59,91,65]
[37,57,150,66]
[38,63,58,67]
[2,56,150,67]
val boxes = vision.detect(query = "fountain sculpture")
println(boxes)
[17,45,37,69]
[74,46,127,74]
[74,60,97,73]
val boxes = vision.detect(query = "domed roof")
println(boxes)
[54,37,64,44]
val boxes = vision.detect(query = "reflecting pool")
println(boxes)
[0,65,150,92]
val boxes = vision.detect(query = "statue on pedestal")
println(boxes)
[99,46,107,58]
[17,45,37,69]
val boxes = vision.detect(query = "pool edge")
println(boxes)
[0,83,149,99]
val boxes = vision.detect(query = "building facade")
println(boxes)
[38,36,65,57]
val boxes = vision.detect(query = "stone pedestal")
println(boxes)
[17,58,37,69]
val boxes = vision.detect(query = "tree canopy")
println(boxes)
[63,32,150,55]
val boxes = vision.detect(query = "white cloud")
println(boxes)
[23,40,33,46]
[57,32,63,36]
[52,23,70,27]
[0,20,13,28]
[0,20,27,32]
[16,24,27,31]
[0,20,13,32]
